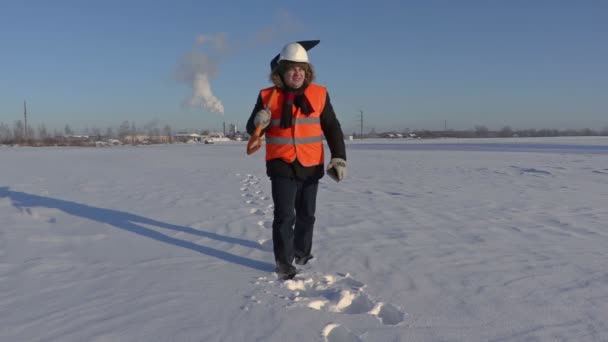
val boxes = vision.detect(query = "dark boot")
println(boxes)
[294,254,314,265]
[275,263,297,280]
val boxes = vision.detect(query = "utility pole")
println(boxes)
[359,110,364,139]
[24,100,28,142]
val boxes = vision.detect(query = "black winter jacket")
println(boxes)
[246,89,346,180]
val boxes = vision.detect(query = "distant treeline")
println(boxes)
[0,120,174,146]
[354,125,608,139]
[2,119,608,146]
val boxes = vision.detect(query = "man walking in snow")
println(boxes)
[246,41,347,280]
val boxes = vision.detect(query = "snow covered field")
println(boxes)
[2,137,608,342]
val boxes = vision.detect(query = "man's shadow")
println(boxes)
[0,187,274,272]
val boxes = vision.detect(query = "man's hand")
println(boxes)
[254,108,271,128]
[327,158,346,182]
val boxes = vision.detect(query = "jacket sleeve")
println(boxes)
[320,93,346,161]
[246,94,265,135]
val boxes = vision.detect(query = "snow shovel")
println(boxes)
[246,87,277,155]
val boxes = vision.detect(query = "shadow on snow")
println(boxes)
[0,186,274,272]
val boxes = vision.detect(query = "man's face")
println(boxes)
[283,65,306,89]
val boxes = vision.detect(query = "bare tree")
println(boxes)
[26,125,35,144]
[90,127,101,140]
[498,126,513,138]
[37,124,49,141]
[144,120,160,144]
[118,121,130,141]
[105,127,115,139]
[163,124,172,143]
[368,127,377,138]
[0,122,13,144]
[130,122,137,145]
[13,120,24,143]
[474,125,489,138]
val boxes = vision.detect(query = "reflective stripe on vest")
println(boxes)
[265,136,324,145]
[260,84,327,166]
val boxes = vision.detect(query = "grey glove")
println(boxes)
[253,108,271,128]
[327,158,346,182]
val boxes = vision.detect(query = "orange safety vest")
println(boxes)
[260,84,326,167]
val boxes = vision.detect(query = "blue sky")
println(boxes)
[1,1,606,134]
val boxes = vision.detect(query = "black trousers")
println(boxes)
[270,177,318,266]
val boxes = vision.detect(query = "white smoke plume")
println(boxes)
[189,73,224,113]
[175,33,226,114]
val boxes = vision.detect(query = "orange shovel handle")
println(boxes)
[246,87,277,156]
[246,125,264,155]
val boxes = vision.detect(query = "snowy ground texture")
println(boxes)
[2,137,608,342]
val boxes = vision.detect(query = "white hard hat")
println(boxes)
[278,42,309,63]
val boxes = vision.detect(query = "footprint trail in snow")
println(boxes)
[238,173,406,341]
[237,173,273,250]
[250,271,406,341]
